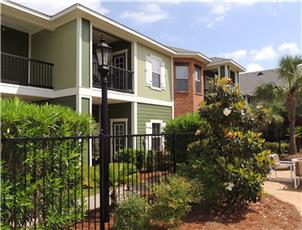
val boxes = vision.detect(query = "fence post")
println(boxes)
[172,132,176,173]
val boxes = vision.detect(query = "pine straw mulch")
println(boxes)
[73,194,301,230]
[177,194,301,230]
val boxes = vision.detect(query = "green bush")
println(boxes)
[150,176,193,228]
[1,98,94,229]
[164,113,204,162]
[114,194,150,230]
[263,142,289,155]
[114,148,144,170]
[109,163,139,186]
[181,78,271,207]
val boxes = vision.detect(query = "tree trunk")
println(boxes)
[287,93,297,154]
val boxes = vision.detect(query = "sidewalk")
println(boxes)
[264,171,302,216]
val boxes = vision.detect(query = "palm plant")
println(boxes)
[254,55,302,154]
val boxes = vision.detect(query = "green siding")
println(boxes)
[82,19,90,88]
[31,20,77,90]
[36,96,76,110]
[1,26,29,57]
[81,98,90,115]
[137,43,172,101]
[137,103,172,134]
[92,103,132,135]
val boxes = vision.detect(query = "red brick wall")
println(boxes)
[174,58,204,118]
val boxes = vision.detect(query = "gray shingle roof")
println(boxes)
[169,46,199,54]
[210,57,232,64]
[239,68,287,96]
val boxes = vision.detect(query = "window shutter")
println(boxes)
[145,122,152,151]
[160,122,166,150]
[160,62,166,89]
[145,57,152,86]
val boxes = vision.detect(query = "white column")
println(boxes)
[171,56,175,119]
[225,65,228,78]
[132,41,138,96]
[76,17,82,88]
[89,21,93,88]
[131,101,138,149]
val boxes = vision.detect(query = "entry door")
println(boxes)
[112,121,127,154]
[112,53,127,89]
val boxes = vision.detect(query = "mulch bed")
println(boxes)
[280,153,302,161]
[73,194,301,230]
[178,195,301,230]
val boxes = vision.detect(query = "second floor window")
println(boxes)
[176,65,188,92]
[195,66,201,94]
[152,58,161,88]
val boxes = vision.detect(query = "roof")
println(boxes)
[169,46,211,63]
[206,56,246,72]
[1,1,176,56]
[239,68,288,96]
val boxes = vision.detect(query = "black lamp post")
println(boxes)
[95,39,112,226]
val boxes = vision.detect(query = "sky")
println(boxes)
[13,0,302,72]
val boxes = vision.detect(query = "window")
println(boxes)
[152,123,161,152]
[230,70,236,84]
[152,58,161,88]
[195,66,201,94]
[145,56,165,90]
[176,65,188,91]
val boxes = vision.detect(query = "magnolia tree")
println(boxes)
[181,78,271,207]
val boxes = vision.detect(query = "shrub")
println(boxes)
[150,176,193,228]
[114,148,144,170]
[263,142,289,155]
[164,112,204,163]
[182,78,271,207]
[1,98,94,229]
[109,163,139,186]
[114,194,150,230]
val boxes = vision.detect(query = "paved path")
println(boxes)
[264,170,302,216]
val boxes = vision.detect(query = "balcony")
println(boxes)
[1,52,53,89]
[93,62,134,94]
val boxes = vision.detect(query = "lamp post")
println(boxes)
[95,39,112,227]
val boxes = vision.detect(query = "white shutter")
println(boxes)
[145,57,152,86]
[160,62,166,89]
[145,122,152,151]
[161,122,166,150]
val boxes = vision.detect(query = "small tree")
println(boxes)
[181,78,271,207]
[254,55,302,154]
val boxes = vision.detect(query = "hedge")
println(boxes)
[1,98,95,229]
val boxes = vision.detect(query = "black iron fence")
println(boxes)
[93,63,133,93]
[1,52,53,89]
[1,133,193,229]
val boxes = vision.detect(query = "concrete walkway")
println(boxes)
[264,170,302,216]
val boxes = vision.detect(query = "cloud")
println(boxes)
[250,45,277,61]
[120,3,168,25]
[14,0,109,15]
[220,49,247,61]
[246,63,264,72]
[195,1,256,28]
[278,42,300,55]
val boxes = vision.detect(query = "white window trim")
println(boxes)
[110,118,128,157]
[112,49,128,70]
[147,54,165,91]
[145,119,166,151]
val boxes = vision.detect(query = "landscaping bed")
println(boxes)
[177,195,301,230]
[280,153,302,161]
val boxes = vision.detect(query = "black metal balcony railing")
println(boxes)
[93,62,134,94]
[1,52,53,89]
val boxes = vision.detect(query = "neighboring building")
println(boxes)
[239,68,287,103]
[204,57,246,96]
[169,47,211,117]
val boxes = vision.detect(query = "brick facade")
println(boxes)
[173,58,204,117]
